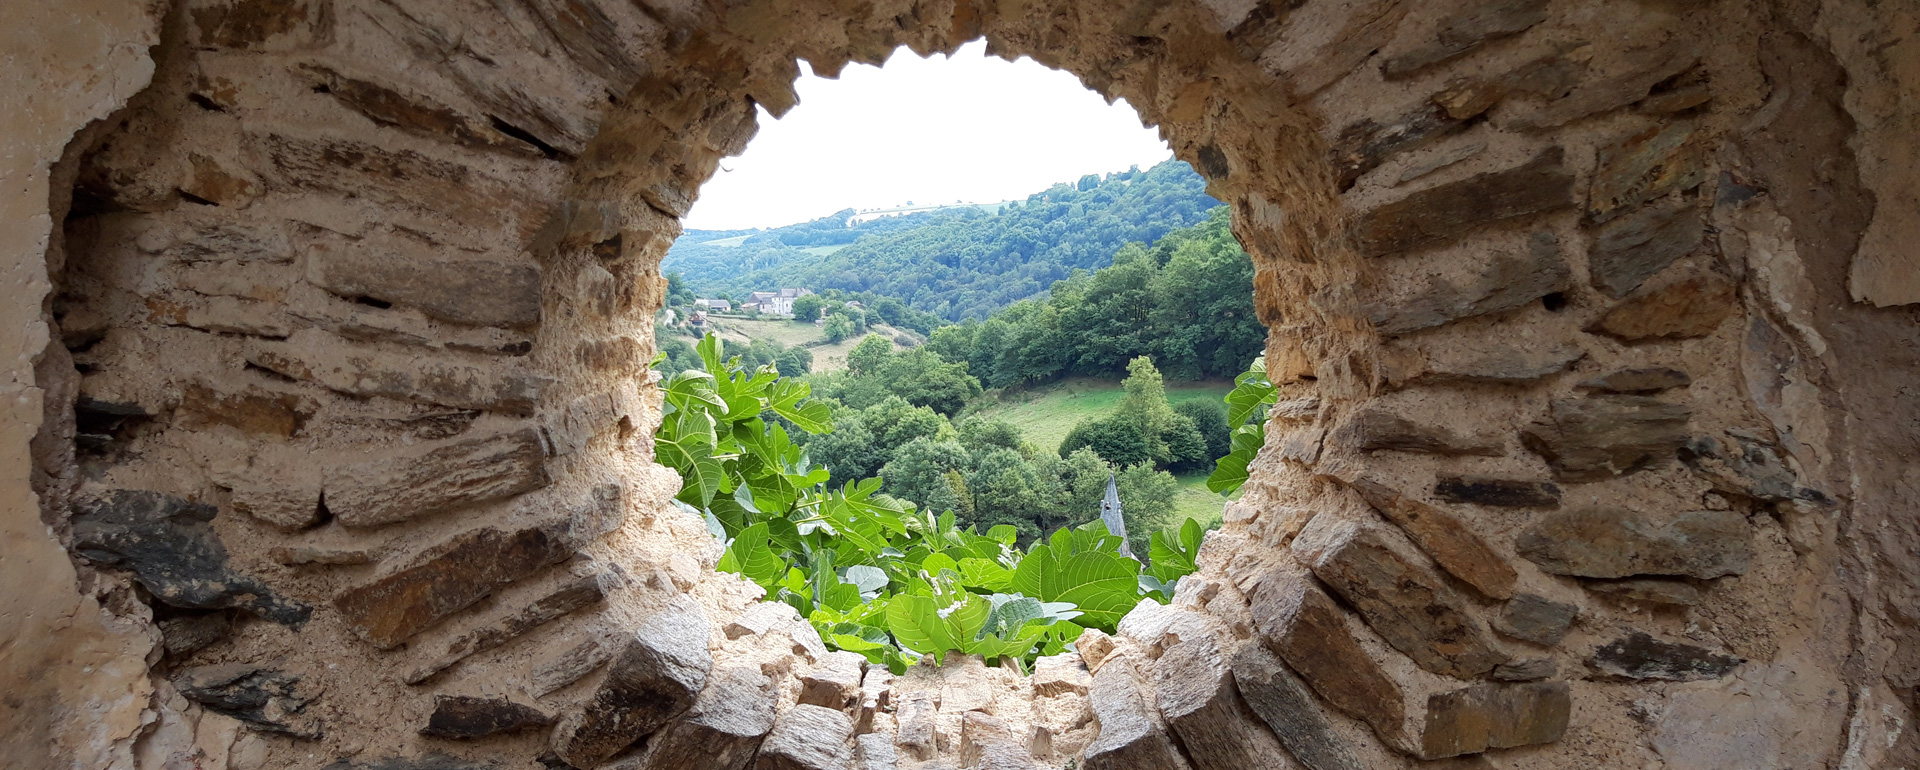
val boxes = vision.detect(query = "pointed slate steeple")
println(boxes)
[1100,473,1133,559]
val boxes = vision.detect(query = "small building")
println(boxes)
[694,298,731,312]
[743,288,812,316]
[689,310,708,328]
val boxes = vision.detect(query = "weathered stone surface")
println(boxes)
[1491,594,1578,646]
[1588,200,1705,298]
[726,601,803,639]
[319,756,492,770]
[259,131,543,237]
[1357,149,1575,258]
[1587,122,1713,224]
[1589,632,1742,681]
[939,654,994,713]
[531,637,614,697]
[174,664,319,737]
[1395,141,1489,185]
[325,429,549,528]
[1154,637,1290,770]
[1577,367,1692,393]
[1077,628,1118,673]
[552,598,714,768]
[420,695,552,739]
[1291,514,1507,679]
[1245,564,1404,737]
[1420,681,1571,759]
[800,651,867,711]
[1588,273,1738,341]
[146,294,291,337]
[1491,657,1557,681]
[1391,342,1584,386]
[894,690,938,761]
[179,382,311,437]
[1367,231,1572,334]
[1680,433,1821,503]
[1083,657,1191,770]
[1230,644,1364,770]
[306,240,542,328]
[1330,104,1469,190]
[333,520,576,648]
[1350,478,1517,599]
[855,667,892,733]
[1520,395,1691,482]
[189,0,327,50]
[1502,38,1701,130]
[404,573,606,684]
[1585,578,1702,606]
[755,704,854,770]
[1433,476,1562,508]
[1381,0,1551,78]
[269,545,375,566]
[1337,409,1503,456]
[297,64,528,156]
[1033,653,1091,697]
[70,490,311,626]
[209,450,323,529]
[159,613,232,657]
[855,733,896,770]
[960,711,1042,770]
[181,152,260,208]
[1432,51,1585,120]
[635,667,777,770]
[247,330,551,414]
[1516,507,1751,579]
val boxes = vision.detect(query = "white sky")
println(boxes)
[679,41,1173,231]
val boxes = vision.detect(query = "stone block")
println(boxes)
[179,382,312,437]
[1419,681,1570,759]
[420,695,552,739]
[1584,578,1702,606]
[1520,395,1691,482]
[1432,476,1562,509]
[1082,657,1192,770]
[296,64,528,156]
[1587,273,1738,341]
[1516,507,1751,579]
[1501,38,1700,130]
[755,704,854,770]
[1356,149,1574,258]
[531,637,615,697]
[961,711,1042,770]
[307,239,542,328]
[800,651,867,711]
[1329,103,1469,190]
[1587,122,1713,224]
[1033,653,1092,697]
[1577,367,1692,393]
[1335,410,1503,456]
[1077,628,1118,673]
[856,734,897,770]
[1491,594,1578,646]
[1381,0,1552,78]
[894,691,939,761]
[1245,563,1404,738]
[1349,478,1517,599]
[189,0,329,50]
[270,545,375,566]
[247,330,551,414]
[1681,433,1819,504]
[174,664,319,738]
[939,654,994,713]
[552,598,714,767]
[333,520,576,648]
[1389,342,1584,386]
[1291,514,1507,679]
[71,490,310,626]
[1366,231,1572,335]
[1590,632,1742,681]
[1491,657,1557,681]
[1230,644,1364,770]
[635,666,777,770]
[209,449,324,529]
[324,428,548,528]
[404,573,606,684]
[1588,200,1705,298]
[1153,637,1289,770]
[159,613,233,657]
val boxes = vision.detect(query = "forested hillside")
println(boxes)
[664,159,1220,320]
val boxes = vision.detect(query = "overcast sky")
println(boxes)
[679,41,1173,231]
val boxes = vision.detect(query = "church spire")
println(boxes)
[1100,473,1133,559]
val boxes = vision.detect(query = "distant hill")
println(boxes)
[664,159,1220,321]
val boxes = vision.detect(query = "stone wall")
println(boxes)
[3,0,1917,768]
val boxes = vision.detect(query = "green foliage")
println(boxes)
[847,334,894,375]
[1059,415,1152,467]
[824,314,856,343]
[658,334,1202,673]
[957,416,1025,453]
[790,294,827,322]
[1115,463,1178,555]
[666,271,696,307]
[775,347,813,378]
[1207,357,1277,495]
[1173,399,1231,460]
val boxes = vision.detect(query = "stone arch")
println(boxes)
[14,0,1914,768]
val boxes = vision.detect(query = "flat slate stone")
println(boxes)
[552,598,714,768]
[1350,478,1517,599]
[1083,657,1192,770]
[404,573,606,684]
[1492,657,1557,681]
[1329,103,1469,190]
[1357,149,1574,258]
[1587,122,1713,224]
[1337,410,1503,456]
[1577,367,1692,393]
[307,235,542,328]
[71,490,310,626]
[1588,200,1705,298]
[1420,681,1571,759]
[326,428,549,528]
[1516,507,1752,579]
[1584,578,1703,606]
[1681,433,1820,504]
[755,704,854,770]
[1366,231,1572,335]
[1245,564,1404,739]
[1433,476,1562,509]
[1590,632,1742,681]
[420,695,552,739]
[247,330,550,415]
[1230,645,1364,770]
[634,666,777,770]
[1291,514,1507,679]
[174,663,319,737]
[1587,274,1738,341]
[1154,638,1286,770]
[1382,0,1552,78]
[1492,594,1579,646]
[334,520,575,649]
[1395,342,1584,386]
[1521,395,1691,482]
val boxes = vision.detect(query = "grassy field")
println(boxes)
[705,317,916,373]
[1173,472,1229,526]
[802,244,849,256]
[969,377,1234,455]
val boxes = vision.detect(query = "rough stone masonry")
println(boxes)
[2,0,1918,769]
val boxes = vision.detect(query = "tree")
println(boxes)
[824,313,855,342]
[875,348,982,416]
[957,416,1025,453]
[1059,415,1152,467]
[666,271,696,306]
[847,334,894,376]
[1173,399,1231,460]
[791,294,827,322]
[806,408,886,484]
[1115,463,1178,555]
[861,396,950,449]
[879,438,973,514]
[1162,415,1211,471]
[776,347,813,377]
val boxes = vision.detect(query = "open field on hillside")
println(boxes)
[969,377,1234,455]
[1173,472,1229,526]
[704,318,917,373]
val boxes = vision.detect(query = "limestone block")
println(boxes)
[939,655,994,713]
[895,690,939,761]
[1432,476,1562,509]
[295,64,528,156]
[324,428,549,528]
[404,573,606,684]
[247,330,551,414]
[961,711,1042,770]
[800,651,867,711]
[208,448,323,529]
[1419,681,1570,759]
[70,489,310,626]
[333,520,575,648]
[1589,632,1743,681]
[1588,200,1706,298]
[726,601,803,638]
[1291,514,1507,679]
[1381,0,1551,78]
[1335,410,1503,457]
[1356,150,1574,258]
[1521,395,1691,482]
[1082,657,1192,770]
[552,598,714,767]
[1348,478,1517,600]
[755,704,855,770]
[1491,594,1578,646]
[419,695,552,739]
[1386,341,1584,386]
[633,666,777,770]
[1077,628,1118,673]
[1588,273,1738,341]
[1153,637,1291,770]
[856,667,892,732]
[1230,644,1364,770]
[1033,653,1092,697]
[1516,507,1752,578]
[1244,563,1404,738]
[855,734,897,770]
[306,238,541,329]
